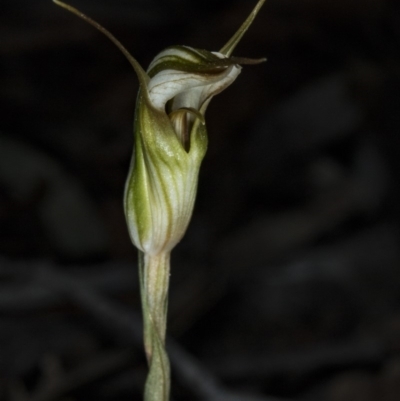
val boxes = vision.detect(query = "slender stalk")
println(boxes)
[139,251,171,401]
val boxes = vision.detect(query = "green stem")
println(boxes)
[139,251,171,401]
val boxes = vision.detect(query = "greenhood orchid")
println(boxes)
[52,1,266,400]
[53,0,265,256]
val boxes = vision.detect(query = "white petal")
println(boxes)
[148,65,241,111]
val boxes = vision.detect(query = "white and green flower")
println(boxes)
[53,0,265,257]
[52,2,266,400]
[125,46,244,255]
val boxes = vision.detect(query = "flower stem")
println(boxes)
[139,251,171,401]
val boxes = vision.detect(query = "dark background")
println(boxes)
[1,0,400,400]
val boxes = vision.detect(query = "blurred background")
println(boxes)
[1,0,400,400]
